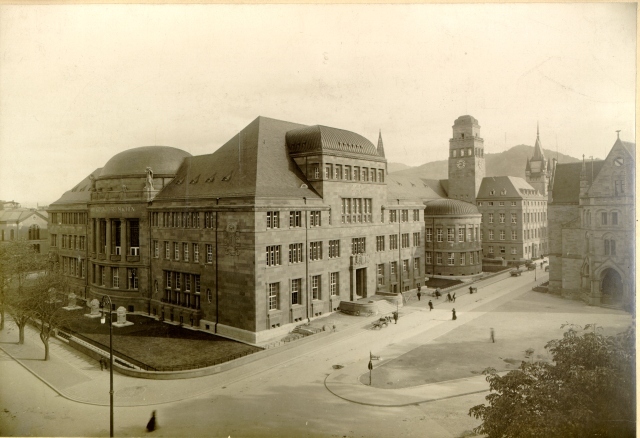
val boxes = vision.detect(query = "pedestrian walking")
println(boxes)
[452,308,457,320]
[99,357,104,371]
[146,410,157,432]
[435,289,440,299]
[447,293,452,302]
[452,292,456,302]
[490,327,495,343]
[428,300,433,311]
[393,311,399,324]
[417,290,421,301]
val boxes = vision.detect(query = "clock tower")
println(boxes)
[447,115,485,203]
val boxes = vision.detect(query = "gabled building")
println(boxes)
[548,134,635,310]
[0,204,49,253]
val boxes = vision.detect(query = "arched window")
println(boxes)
[604,239,617,256]
[207,288,212,303]
[28,224,40,240]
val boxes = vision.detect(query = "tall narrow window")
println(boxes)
[129,220,140,256]
[268,283,279,310]
[311,275,321,300]
[291,279,301,305]
[330,272,338,296]
[266,245,281,266]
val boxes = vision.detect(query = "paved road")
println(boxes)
[0,268,630,437]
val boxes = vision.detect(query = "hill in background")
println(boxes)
[389,145,580,180]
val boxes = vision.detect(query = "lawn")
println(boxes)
[63,310,261,370]
[425,278,463,289]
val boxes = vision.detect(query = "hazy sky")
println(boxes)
[0,4,635,206]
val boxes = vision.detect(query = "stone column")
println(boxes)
[105,219,112,256]
[92,219,97,254]
[121,218,128,256]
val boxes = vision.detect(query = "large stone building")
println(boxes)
[0,201,50,253]
[548,134,635,310]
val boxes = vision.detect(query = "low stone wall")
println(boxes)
[338,301,378,317]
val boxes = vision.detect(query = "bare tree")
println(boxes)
[1,240,44,341]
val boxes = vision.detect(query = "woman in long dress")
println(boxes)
[452,308,457,320]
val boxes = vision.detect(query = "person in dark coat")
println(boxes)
[452,308,457,320]
[146,410,157,432]
[393,311,398,324]
[417,290,421,301]
[435,289,440,299]
[452,292,456,302]
[469,286,473,294]
[490,327,495,343]
[428,300,433,311]
[447,293,452,302]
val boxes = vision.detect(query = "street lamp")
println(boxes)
[100,295,114,438]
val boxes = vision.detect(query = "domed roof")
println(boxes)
[424,199,480,216]
[453,115,479,126]
[286,125,380,157]
[100,146,191,178]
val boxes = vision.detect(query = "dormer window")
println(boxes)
[501,189,507,196]
[490,190,495,196]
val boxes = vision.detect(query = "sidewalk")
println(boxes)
[0,269,534,408]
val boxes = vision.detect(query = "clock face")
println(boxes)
[614,157,624,166]
[456,160,466,169]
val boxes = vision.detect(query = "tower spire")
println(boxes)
[377,129,385,158]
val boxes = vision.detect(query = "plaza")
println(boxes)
[0,268,632,437]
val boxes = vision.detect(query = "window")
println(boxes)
[401,233,409,248]
[165,271,172,290]
[499,201,505,206]
[310,211,321,227]
[511,247,517,254]
[311,275,321,300]
[206,244,213,263]
[389,210,397,223]
[489,246,494,254]
[475,227,479,241]
[453,149,457,157]
[436,228,443,242]
[458,228,465,242]
[335,164,342,179]
[184,275,191,293]
[345,165,352,180]
[329,240,340,258]
[267,211,279,229]
[183,243,189,262]
[129,220,139,255]
[112,268,119,288]
[402,259,409,272]
[390,261,397,275]
[511,213,516,224]
[500,230,505,241]
[511,230,517,240]
[325,164,332,179]
[266,245,281,266]
[489,213,494,223]
[204,212,215,229]
[174,243,180,260]
[448,253,455,265]
[612,212,618,225]
[309,241,322,261]
[193,244,199,262]
[389,235,398,250]
[436,253,442,264]
[377,264,384,285]
[601,212,608,225]
[604,239,616,256]
[426,228,432,242]
[354,166,360,181]
[614,180,625,196]
[152,240,159,258]
[291,279,301,305]
[511,201,517,206]
[330,272,338,296]
[488,202,494,206]
[413,209,420,221]
[499,213,505,224]
[413,232,420,246]
[62,234,66,249]
[289,243,303,263]
[447,228,454,242]
[376,236,385,252]
[268,283,279,310]
[500,246,506,254]
[313,164,320,179]
[289,211,302,227]
[460,253,465,265]
[489,230,494,241]
[378,169,384,182]
[362,167,369,182]
[128,268,138,290]
[371,168,376,182]
[352,237,366,254]
[426,252,432,264]
[414,258,420,271]
[401,210,409,222]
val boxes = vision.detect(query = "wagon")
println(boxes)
[511,269,522,277]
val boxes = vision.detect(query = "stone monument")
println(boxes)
[113,306,134,327]
[84,298,102,318]
[63,292,83,311]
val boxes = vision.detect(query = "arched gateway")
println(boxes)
[600,268,623,305]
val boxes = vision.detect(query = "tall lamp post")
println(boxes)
[100,295,114,437]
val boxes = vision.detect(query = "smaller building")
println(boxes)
[0,202,49,253]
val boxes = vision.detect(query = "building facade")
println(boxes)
[548,135,635,310]
[0,202,50,253]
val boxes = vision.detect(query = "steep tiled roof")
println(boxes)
[550,161,604,204]
[286,125,380,158]
[155,117,321,201]
[424,199,479,216]
[477,176,542,199]
[0,209,47,223]
[100,146,191,178]
[620,141,635,160]
[51,169,102,206]
[386,175,447,201]
[377,130,385,158]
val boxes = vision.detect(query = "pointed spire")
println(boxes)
[580,154,587,179]
[525,157,531,172]
[377,129,385,158]
[532,123,545,161]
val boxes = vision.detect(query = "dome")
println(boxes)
[286,125,380,157]
[453,115,479,126]
[100,146,191,178]
[424,199,480,216]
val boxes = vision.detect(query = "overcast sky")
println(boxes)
[0,3,635,206]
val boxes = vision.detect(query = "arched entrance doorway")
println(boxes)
[601,268,623,305]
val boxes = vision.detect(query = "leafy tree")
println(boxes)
[469,324,635,438]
